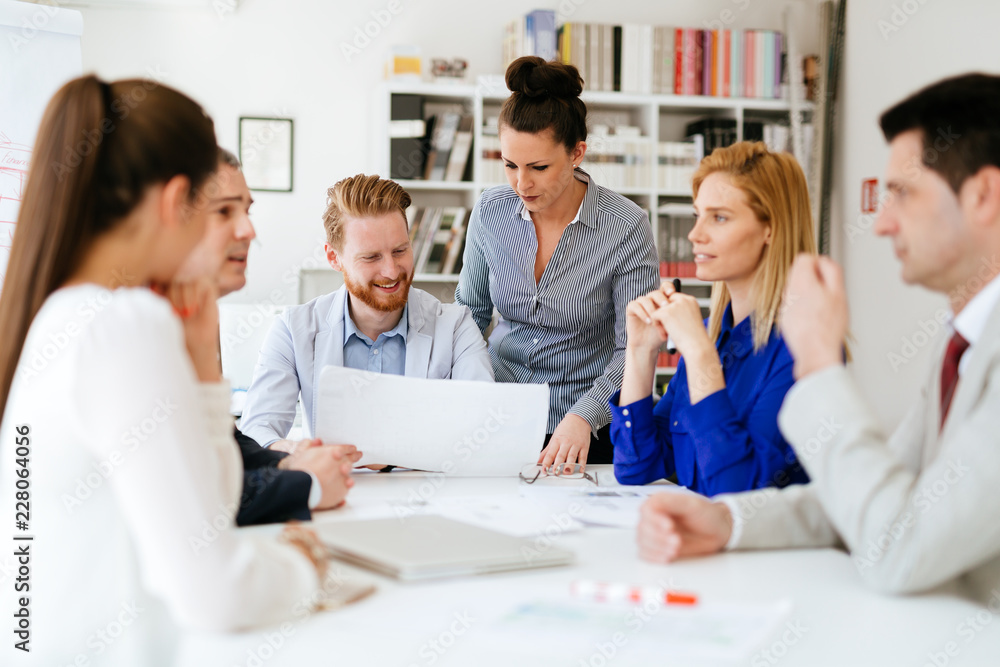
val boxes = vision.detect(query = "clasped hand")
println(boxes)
[626,281,712,359]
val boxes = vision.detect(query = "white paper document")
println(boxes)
[520,482,693,528]
[314,366,548,476]
[444,598,794,666]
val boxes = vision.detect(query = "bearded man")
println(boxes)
[240,174,493,452]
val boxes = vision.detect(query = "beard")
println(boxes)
[342,269,412,313]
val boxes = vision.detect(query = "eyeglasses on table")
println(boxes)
[519,463,598,485]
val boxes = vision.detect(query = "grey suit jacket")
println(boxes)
[239,285,494,446]
[719,296,1000,603]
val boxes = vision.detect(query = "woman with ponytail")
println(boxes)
[456,56,660,470]
[0,77,339,665]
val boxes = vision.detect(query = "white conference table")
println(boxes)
[176,466,1000,666]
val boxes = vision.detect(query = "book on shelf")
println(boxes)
[423,112,462,181]
[583,127,652,190]
[504,10,557,67]
[423,207,467,274]
[657,350,681,370]
[657,206,697,279]
[685,117,737,155]
[552,21,787,98]
[479,134,504,186]
[443,115,474,182]
[658,136,703,194]
[406,206,469,275]
[440,208,469,275]
[680,116,811,165]
[413,207,442,272]
[389,94,427,181]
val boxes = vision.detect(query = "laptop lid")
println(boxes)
[318,515,574,581]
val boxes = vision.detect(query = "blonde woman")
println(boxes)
[612,141,815,495]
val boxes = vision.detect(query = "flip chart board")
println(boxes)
[0,0,82,291]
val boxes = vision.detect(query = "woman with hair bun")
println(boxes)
[456,56,660,469]
[612,141,815,495]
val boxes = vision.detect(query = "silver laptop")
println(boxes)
[318,515,574,581]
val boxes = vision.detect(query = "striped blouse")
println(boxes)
[456,170,660,433]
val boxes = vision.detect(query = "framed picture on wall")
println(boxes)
[239,116,294,192]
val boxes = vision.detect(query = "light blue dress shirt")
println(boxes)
[343,297,407,376]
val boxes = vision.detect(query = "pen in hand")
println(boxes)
[666,279,682,355]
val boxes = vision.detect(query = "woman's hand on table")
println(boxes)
[537,413,593,470]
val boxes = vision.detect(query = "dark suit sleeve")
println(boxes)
[233,427,313,526]
[235,427,288,470]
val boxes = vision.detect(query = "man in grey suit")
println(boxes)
[240,174,493,452]
[636,73,1000,602]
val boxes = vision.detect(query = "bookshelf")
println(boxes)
[374,81,813,288]
[374,84,813,393]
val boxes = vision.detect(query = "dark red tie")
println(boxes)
[940,331,970,430]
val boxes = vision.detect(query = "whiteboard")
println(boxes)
[0,0,82,291]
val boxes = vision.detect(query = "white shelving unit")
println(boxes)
[374,82,812,388]
[375,80,814,284]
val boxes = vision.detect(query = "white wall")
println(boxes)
[75,0,818,305]
[830,0,1000,431]
[85,0,1000,429]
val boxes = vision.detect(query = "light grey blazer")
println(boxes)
[720,296,1000,603]
[239,285,493,446]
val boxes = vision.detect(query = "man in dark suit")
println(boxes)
[192,148,360,525]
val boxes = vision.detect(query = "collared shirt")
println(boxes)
[952,272,1000,376]
[609,305,809,496]
[343,296,407,376]
[456,169,660,432]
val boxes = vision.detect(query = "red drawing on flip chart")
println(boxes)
[0,131,32,249]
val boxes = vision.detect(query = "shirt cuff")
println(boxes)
[306,472,322,509]
[716,495,744,550]
[570,393,612,434]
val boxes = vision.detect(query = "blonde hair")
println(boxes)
[322,174,411,250]
[691,141,816,351]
